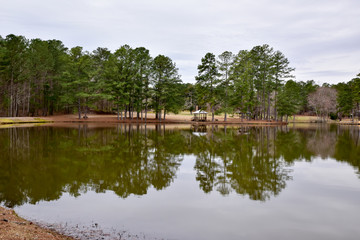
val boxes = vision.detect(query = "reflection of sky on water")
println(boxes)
[16,157,360,240]
[192,132,207,137]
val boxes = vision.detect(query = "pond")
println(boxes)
[1,123,360,240]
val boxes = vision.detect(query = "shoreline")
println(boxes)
[1,206,158,240]
[0,117,53,125]
[0,114,358,127]
[0,114,288,126]
[0,206,73,240]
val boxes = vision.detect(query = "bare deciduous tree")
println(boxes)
[308,87,337,122]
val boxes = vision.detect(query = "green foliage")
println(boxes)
[350,74,360,114]
[0,34,28,116]
[195,52,220,121]
[151,55,182,117]
[230,50,256,115]
[183,83,197,112]
[61,46,96,118]
[329,112,338,120]
[297,80,319,113]
[0,34,184,118]
[225,45,295,120]
[132,47,152,113]
[334,73,360,118]
[335,82,353,115]
[277,80,301,120]
[195,53,219,106]
[217,51,234,120]
[1,33,358,121]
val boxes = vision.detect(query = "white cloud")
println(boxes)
[1,0,359,84]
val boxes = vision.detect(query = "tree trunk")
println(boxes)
[163,109,166,120]
[212,106,215,122]
[262,91,266,120]
[274,90,278,121]
[15,95,18,117]
[224,87,228,122]
[145,103,147,123]
[84,106,88,118]
[10,71,14,117]
[27,81,31,116]
[117,104,120,120]
[267,93,271,121]
[22,83,26,116]
[78,98,81,119]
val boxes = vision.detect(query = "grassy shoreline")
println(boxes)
[0,117,53,125]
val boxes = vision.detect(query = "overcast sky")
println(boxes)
[1,0,360,84]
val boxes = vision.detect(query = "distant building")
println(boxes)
[192,110,207,122]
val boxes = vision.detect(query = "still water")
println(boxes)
[0,124,360,239]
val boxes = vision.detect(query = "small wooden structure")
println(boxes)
[192,110,207,122]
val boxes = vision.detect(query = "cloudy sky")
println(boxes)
[1,0,360,84]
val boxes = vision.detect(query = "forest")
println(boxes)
[0,34,359,121]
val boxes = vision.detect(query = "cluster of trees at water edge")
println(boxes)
[1,34,359,121]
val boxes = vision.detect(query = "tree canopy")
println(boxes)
[0,34,185,119]
[1,34,359,121]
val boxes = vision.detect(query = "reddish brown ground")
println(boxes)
[0,206,73,240]
[42,113,285,125]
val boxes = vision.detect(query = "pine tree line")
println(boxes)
[1,34,359,121]
[0,34,184,120]
[194,45,360,122]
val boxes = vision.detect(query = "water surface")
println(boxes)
[0,124,359,239]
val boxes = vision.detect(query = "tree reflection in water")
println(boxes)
[0,124,359,207]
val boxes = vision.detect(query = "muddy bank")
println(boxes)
[1,114,289,126]
[0,206,73,240]
[1,206,161,240]
[41,113,287,125]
